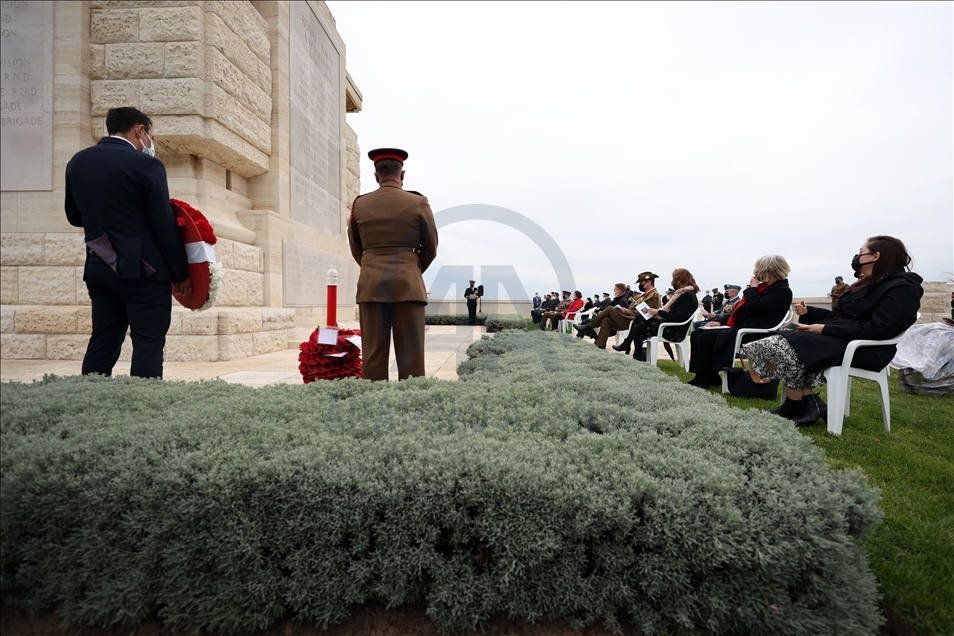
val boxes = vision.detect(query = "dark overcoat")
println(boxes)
[784,270,922,372]
[689,279,793,373]
[654,291,699,341]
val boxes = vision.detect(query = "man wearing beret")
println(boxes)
[694,284,742,329]
[348,148,439,381]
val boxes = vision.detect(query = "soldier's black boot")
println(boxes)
[766,397,806,420]
[793,394,827,426]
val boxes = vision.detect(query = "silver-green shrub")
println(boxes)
[0,331,883,635]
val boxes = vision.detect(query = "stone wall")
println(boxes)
[89,0,272,177]
[1,1,359,363]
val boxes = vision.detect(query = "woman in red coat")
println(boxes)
[686,255,794,388]
[744,236,922,425]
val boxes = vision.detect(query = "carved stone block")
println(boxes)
[14,306,79,334]
[165,335,219,362]
[0,234,44,266]
[0,306,14,334]
[18,267,76,305]
[91,80,141,115]
[218,332,253,360]
[44,234,86,266]
[106,42,165,79]
[46,335,90,360]
[0,334,47,359]
[139,5,204,42]
[90,9,139,44]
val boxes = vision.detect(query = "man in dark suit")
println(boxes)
[464,279,479,325]
[65,107,191,379]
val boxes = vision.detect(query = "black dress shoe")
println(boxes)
[612,342,630,353]
[794,394,827,426]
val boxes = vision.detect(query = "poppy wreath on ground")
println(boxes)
[170,198,222,311]
[299,326,362,382]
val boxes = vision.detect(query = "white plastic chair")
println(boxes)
[558,308,588,335]
[824,328,912,435]
[646,312,697,370]
[721,309,794,394]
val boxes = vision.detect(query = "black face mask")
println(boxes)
[851,254,874,274]
[637,282,645,292]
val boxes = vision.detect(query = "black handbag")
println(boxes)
[725,355,779,400]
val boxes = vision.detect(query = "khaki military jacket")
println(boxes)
[348,181,439,303]
[629,289,661,310]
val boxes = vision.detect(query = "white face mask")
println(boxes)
[140,130,156,157]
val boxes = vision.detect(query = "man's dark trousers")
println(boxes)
[467,299,477,325]
[82,256,172,378]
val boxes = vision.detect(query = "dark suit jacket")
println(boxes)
[785,270,923,372]
[65,137,187,282]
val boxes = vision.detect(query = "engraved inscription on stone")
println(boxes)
[1,0,54,191]
[289,1,342,237]
[283,240,356,307]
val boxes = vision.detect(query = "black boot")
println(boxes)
[633,347,646,362]
[573,323,588,338]
[766,397,806,420]
[793,394,827,426]
[612,340,631,353]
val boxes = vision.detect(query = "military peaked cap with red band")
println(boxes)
[368,147,408,163]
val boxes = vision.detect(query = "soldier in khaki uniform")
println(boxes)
[829,276,849,310]
[574,272,662,349]
[348,148,439,381]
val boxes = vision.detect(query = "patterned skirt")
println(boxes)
[742,334,827,391]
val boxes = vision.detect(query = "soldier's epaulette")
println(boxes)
[350,193,367,215]
[405,190,424,197]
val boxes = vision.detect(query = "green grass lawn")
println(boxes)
[655,359,954,635]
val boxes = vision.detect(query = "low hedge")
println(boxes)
[482,314,527,332]
[425,314,526,332]
[425,313,484,326]
[1,331,883,635]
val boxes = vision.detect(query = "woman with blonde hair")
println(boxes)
[614,268,700,360]
[687,255,794,388]
[745,236,922,425]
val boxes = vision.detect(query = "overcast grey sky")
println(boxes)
[330,1,953,299]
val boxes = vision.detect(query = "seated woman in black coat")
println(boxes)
[613,268,700,360]
[687,255,794,388]
[744,236,922,425]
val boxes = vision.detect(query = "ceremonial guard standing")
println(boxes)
[348,148,439,381]
[464,279,479,325]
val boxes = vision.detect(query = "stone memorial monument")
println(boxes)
[1,0,364,362]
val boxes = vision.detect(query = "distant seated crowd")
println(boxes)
[527,235,925,427]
